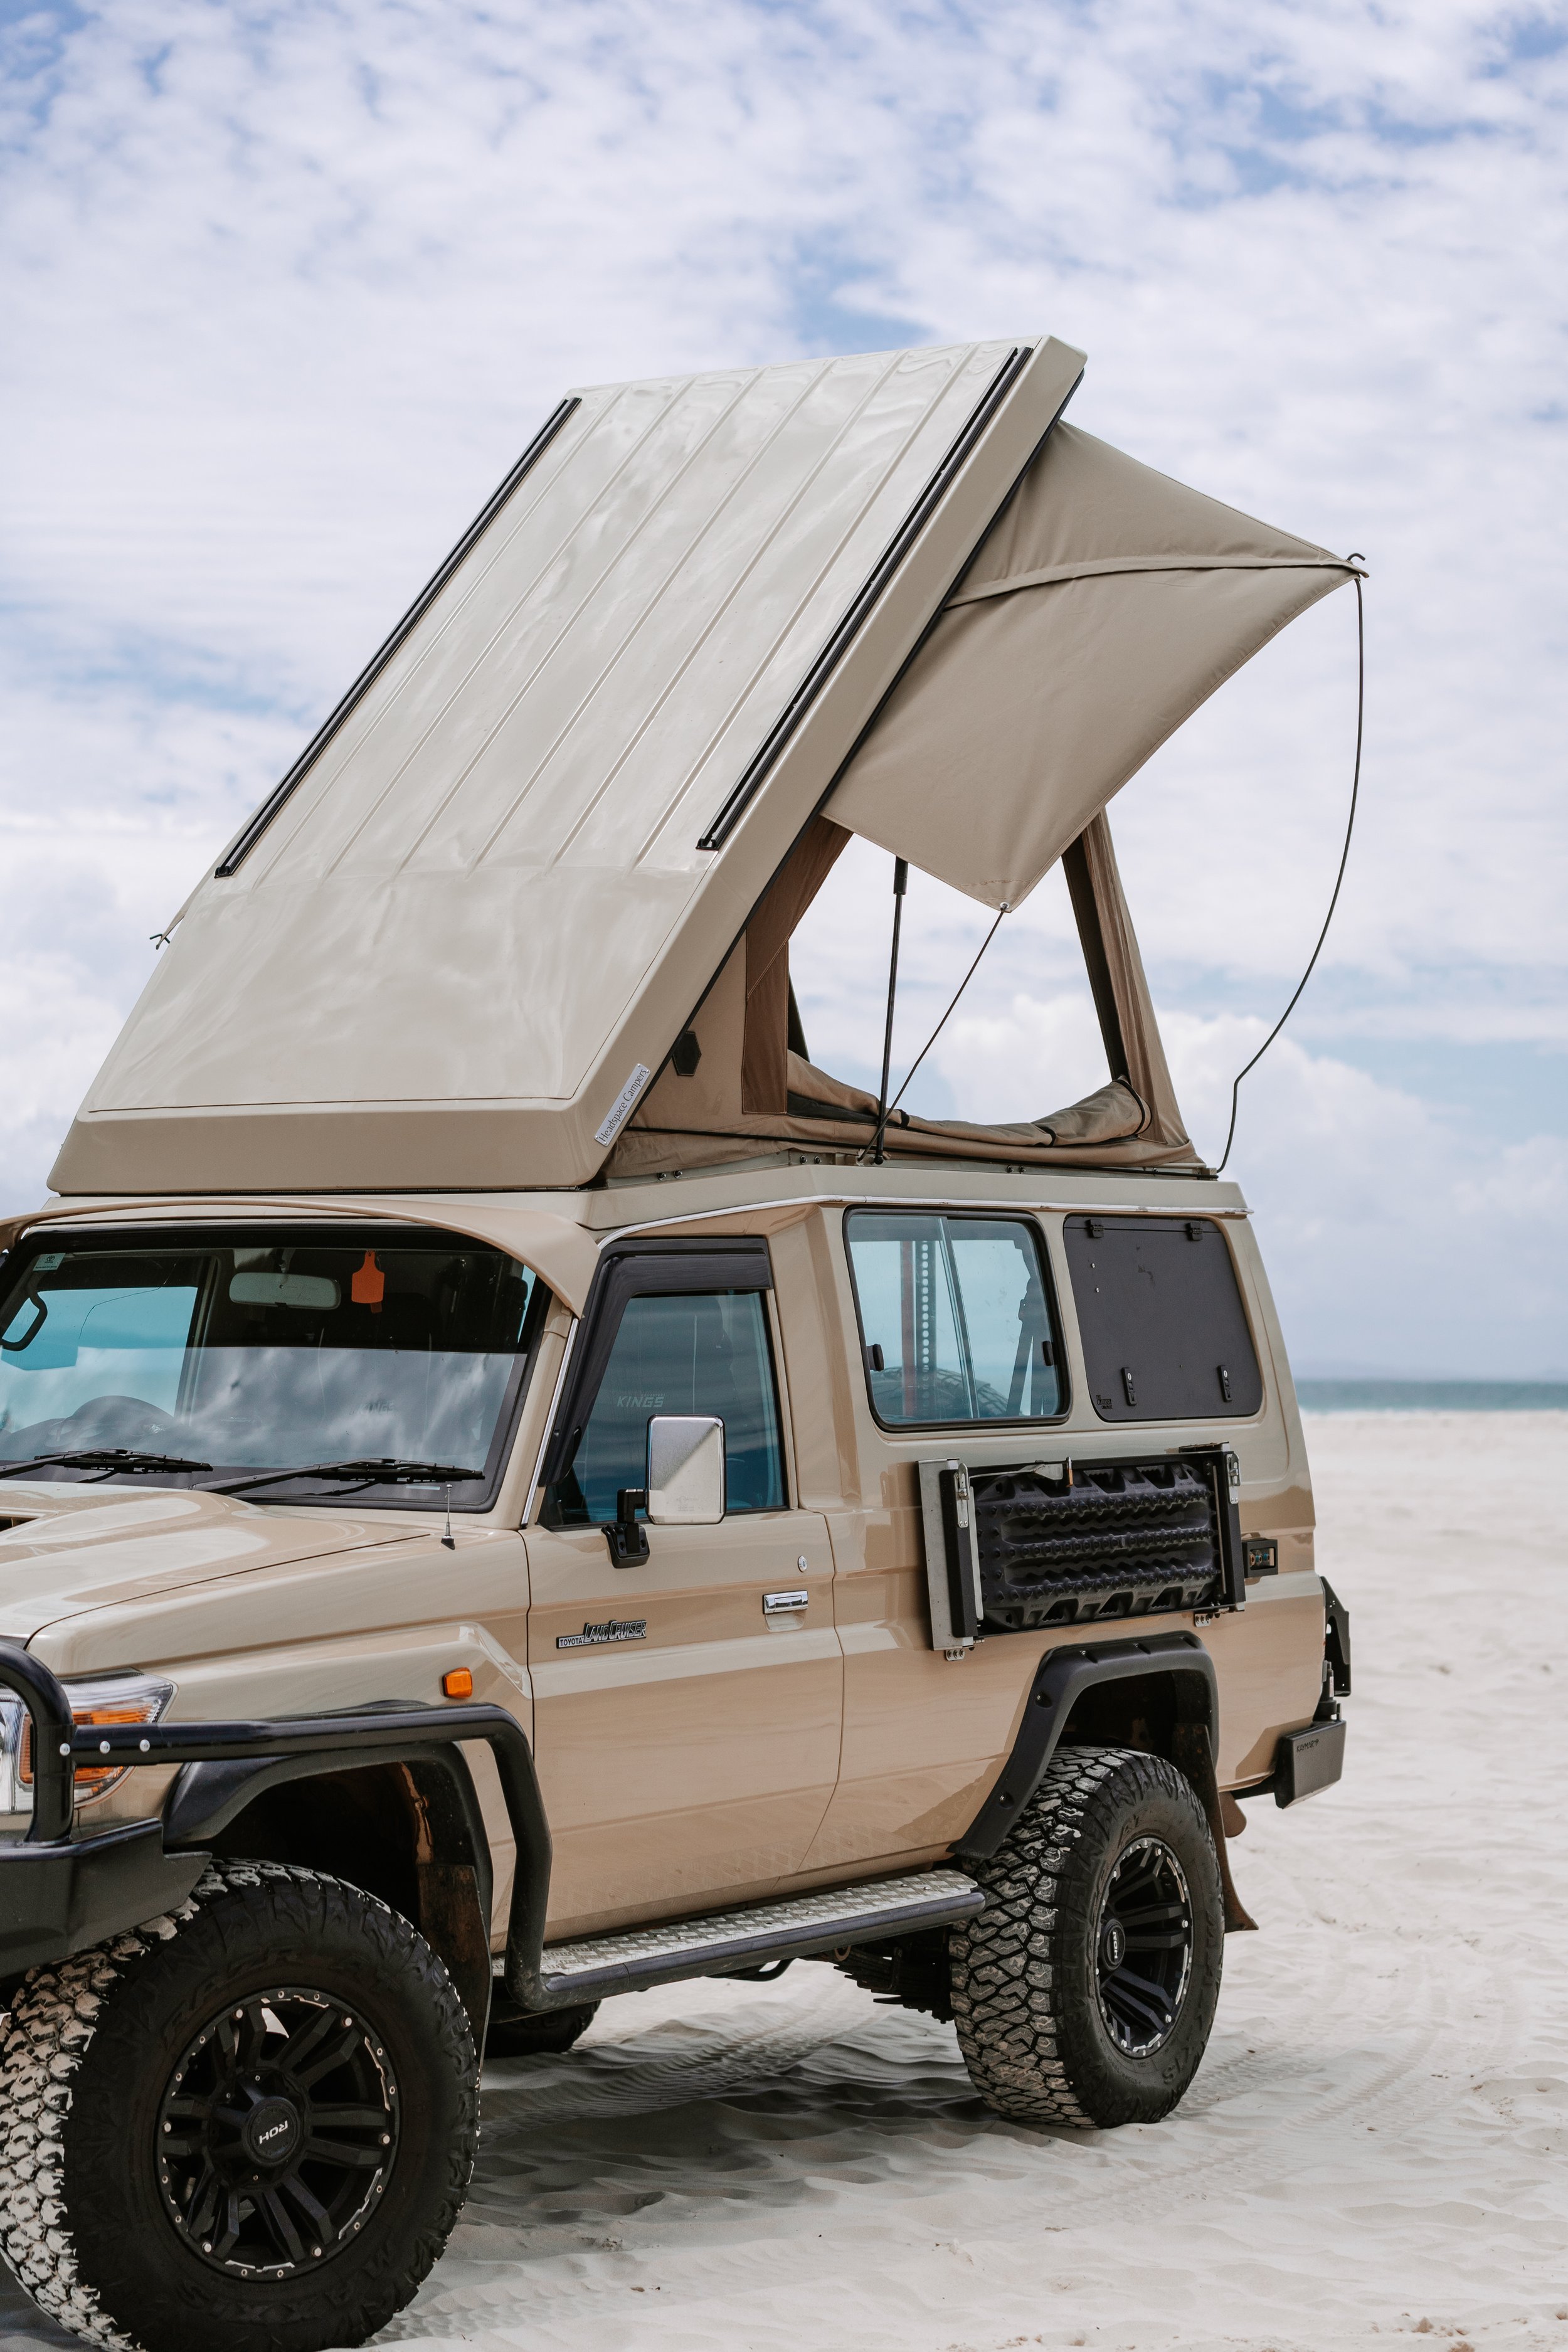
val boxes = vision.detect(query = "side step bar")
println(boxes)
[509,1867,984,2010]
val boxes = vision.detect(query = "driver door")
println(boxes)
[526,1241,840,1937]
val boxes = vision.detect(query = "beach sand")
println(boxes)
[3,1411,1565,2351]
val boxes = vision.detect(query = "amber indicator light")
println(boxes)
[442,1668,474,1700]
[21,1703,159,1797]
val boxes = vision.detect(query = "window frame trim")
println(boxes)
[840,1207,1072,1435]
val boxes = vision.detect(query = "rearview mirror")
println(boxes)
[229,1272,341,1311]
[645,1416,725,1525]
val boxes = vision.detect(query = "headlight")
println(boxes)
[0,1671,176,1814]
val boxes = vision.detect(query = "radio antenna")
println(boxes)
[871,858,909,1163]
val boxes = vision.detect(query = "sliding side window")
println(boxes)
[1064,1215,1262,1421]
[844,1212,1064,1428]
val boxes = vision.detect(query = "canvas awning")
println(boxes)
[827,423,1358,909]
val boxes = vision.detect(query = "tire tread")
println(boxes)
[0,1862,477,2352]
[950,1744,1221,2129]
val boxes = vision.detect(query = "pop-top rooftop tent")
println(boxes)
[50,336,1359,1198]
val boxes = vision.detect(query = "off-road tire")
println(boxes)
[484,1994,598,2060]
[950,1744,1223,2129]
[0,1861,479,2352]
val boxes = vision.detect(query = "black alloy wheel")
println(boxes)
[1094,1834,1194,2058]
[950,1745,1224,2128]
[157,1986,400,2277]
[0,1865,479,2352]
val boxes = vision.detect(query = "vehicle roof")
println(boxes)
[2,1162,1253,1323]
[0,1195,601,1314]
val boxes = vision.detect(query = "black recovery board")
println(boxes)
[919,1448,1244,1652]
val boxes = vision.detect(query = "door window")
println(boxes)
[548,1290,785,1524]
[844,1212,1063,1426]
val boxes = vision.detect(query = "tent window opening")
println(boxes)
[845,1212,1064,1428]
[786,843,1115,1131]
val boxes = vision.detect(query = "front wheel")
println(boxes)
[0,1862,479,2352]
[950,1745,1224,2128]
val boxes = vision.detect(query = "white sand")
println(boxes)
[4,1412,1567,2352]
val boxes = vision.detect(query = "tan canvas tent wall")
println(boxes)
[829,423,1356,910]
[48,336,1357,1199]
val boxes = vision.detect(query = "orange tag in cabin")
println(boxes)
[351,1249,386,1308]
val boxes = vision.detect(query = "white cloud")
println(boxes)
[927,1000,1568,1376]
[1165,1019,1568,1379]
[1,0,1564,1367]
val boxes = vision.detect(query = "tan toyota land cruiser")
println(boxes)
[0,335,1354,2352]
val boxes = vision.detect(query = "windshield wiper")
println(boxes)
[0,1449,213,1481]
[207,1458,485,1498]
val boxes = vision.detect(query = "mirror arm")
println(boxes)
[605,1488,650,1568]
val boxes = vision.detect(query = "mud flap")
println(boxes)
[416,1860,494,2046]
[1173,1724,1257,1934]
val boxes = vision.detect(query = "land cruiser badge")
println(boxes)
[557,1618,648,1650]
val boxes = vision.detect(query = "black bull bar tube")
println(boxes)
[0,1642,549,1980]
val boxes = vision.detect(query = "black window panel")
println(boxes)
[1064,1216,1262,1422]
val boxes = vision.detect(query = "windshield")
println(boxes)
[0,1227,543,1503]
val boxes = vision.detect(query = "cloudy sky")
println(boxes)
[3,0,1564,1375]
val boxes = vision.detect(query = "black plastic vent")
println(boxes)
[970,1457,1224,1631]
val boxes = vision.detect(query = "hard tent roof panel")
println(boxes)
[55,337,1085,1194]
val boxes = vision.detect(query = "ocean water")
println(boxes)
[1296,1379,1568,1412]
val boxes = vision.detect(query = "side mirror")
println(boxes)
[646,1415,726,1525]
